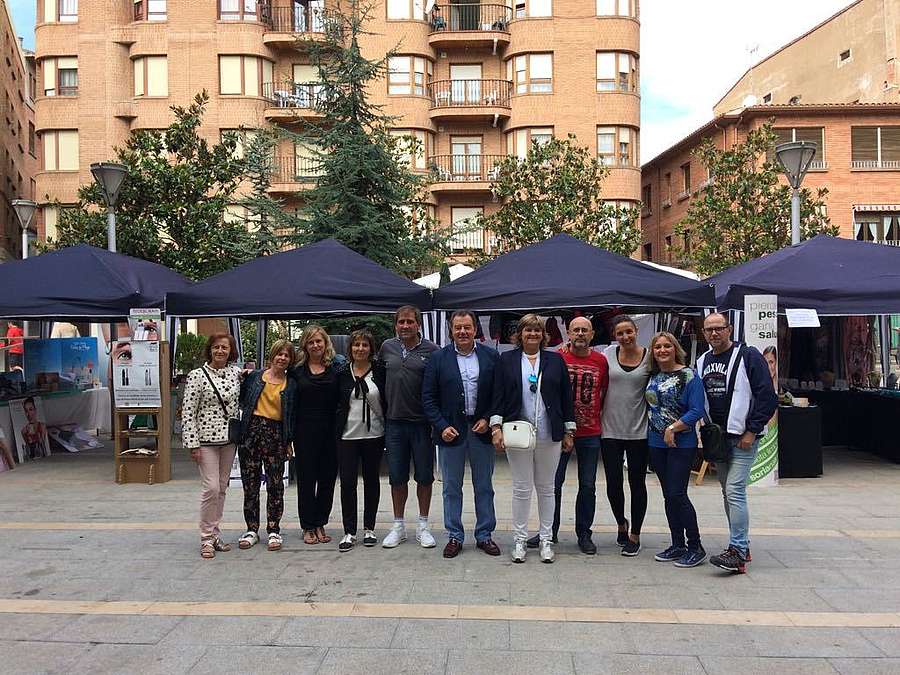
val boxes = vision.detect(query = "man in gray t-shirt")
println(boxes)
[374,305,439,550]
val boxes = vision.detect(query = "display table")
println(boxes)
[778,405,823,477]
[0,388,111,449]
[804,389,900,463]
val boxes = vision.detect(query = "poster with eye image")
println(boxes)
[112,340,161,408]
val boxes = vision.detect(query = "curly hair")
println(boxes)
[203,333,238,364]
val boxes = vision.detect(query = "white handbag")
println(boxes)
[502,371,541,450]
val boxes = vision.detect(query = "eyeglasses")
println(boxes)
[703,326,730,334]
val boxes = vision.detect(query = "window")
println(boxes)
[220,128,260,159]
[219,55,273,96]
[513,0,551,18]
[134,0,166,20]
[854,214,900,245]
[390,129,429,169]
[597,0,636,16]
[680,162,691,194]
[43,206,60,241]
[28,122,35,156]
[388,56,431,95]
[450,207,484,251]
[596,126,636,167]
[596,52,637,92]
[507,127,553,158]
[219,0,259,21]
[762,92,772,104]
[851,126,900,169]
[42,57,78,96]
[134,56,168,97]
[664,172,672,204]
[839,48,851,63]
[387,0,426,20]
[641,184,651,212]
[58,0,77,22]
[642,242,652,261]
[42,130,79,170]
[664,235,672,261]
[507,53,552,94]
[771,127,826,169]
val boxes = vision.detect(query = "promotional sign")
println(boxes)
[9,396,51,463]
[24,338,100,391]
[744,294,778,486]
[128,308,161,342]
[113,340,161,408]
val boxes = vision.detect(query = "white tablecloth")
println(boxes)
[0,388,111,446]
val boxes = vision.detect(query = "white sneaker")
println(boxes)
[511,539,527,563]
[382,523,407,548]
[540,540,555,563]
[416,522,436,548]
[338,533,356,552]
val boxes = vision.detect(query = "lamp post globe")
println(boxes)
[774,141,817,246]
[90,162,127,252]
[11,199,37,260]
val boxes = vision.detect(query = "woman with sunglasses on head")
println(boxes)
[292,324,341,546]
[645,331,707,569]
[335,329,386,552]
[490,314,576,564]
[601,315,651,556]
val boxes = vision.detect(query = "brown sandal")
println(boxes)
[200,541,215,559]
[213,538,231,552]
[303,529,319,545]
[315,527,332,544]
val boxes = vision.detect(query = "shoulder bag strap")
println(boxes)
[201,367,231,420]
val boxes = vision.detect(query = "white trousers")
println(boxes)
[506,437,562,543]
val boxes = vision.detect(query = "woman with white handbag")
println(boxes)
[490,314,576,564]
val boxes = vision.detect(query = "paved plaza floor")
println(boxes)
[1,443,899,674]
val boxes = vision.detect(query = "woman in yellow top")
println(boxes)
[236,340,298,552]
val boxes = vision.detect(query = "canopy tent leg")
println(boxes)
[256,319,267,369]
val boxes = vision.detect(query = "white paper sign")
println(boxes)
[785,308,821,328]
[113,340,161,408]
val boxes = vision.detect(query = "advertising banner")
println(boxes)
[24,338,99,392]
[113,340,161,408]
[744,294,779,486]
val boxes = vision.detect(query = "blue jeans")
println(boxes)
[439,433,496,543]
[650,445,701,550]
[552,436,601,539]
[717,437,758,554]
[384,420,434,487]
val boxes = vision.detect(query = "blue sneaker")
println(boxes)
[674,547,707,568]
[654,545,687,562]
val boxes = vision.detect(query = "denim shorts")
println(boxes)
[384,420,434,486]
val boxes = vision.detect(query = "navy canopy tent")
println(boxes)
[166,238,431,318]
[432,234,715,311]
[0,244,191,321]
[709,235,900,315]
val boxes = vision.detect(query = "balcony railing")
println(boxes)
[270,154,322,182]
[262,81,325,109]
[427,79,511,108]
[133,1,166,21]
[878,239,900,247]
[450,226,485,252]
[262,4,337,33]
[430,154,506,182]
[851,159,900,170]
[429,4,511,32]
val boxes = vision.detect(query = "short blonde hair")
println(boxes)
[268,339,297,367]
[515,313,547,349]
[648,331,687,374]
[296,324,336,366]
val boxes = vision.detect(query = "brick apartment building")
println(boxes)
[641,0,900,266]
[1,2,37,261]
[33,0,641,258]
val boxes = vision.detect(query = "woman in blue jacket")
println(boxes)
[644,331,707,569]
[236,339,298,552]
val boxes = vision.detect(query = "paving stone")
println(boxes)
[190,645,325,674]
[160,616,288,646]
[830,658,900,674]
[0,612,79,640]
[317,647,447,675]
[736,626,885,658]
[42,613,183,645]
[71,643,204,674]
[450,649,575,674]
[0,640,92,674]
[855,629,900,657]
[701,656,839,674]
[274,616,399,647]
[391,618,509,650]
[509,620,633,653]
[573,653,704,674]
[622,623,759,656]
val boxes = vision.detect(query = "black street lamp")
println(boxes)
[90,162,127,252]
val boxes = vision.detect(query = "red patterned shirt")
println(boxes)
[561,349,609,437]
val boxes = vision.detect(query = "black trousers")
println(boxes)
[600,438,649,535]
[294,419,338,531]
[650,445,701,551]
[338,437,384,535]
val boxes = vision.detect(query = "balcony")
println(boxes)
[268,155,321,193]
[263,81,326,121]
[851,159,900,170]
[676,189,690,201]
[429,154,506,192]
[427,79,511,123]
[261,5,338,47]
[428,4,511,52]
[449,227,486,253]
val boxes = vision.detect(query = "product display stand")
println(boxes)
[114,342,171,484]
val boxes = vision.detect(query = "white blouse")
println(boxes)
[181,364,242,449]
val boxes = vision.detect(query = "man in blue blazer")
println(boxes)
[422,310,501,558]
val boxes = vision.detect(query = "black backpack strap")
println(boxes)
[201,366,230,420]
[722,344,745,421]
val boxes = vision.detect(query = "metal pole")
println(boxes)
[21,228,29,259]
[107,207,117,252]
[791,188,801,245]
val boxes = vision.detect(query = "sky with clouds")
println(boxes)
[8,0,854,163]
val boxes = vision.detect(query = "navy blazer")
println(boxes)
[422,343,499,445]
[490,348,575,442]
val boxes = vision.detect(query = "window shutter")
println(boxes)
[58,130,79,170]
[219,56,242,94]
[43,132,57,170]
[851,127,877,163]
[147,56,168,96]
[879,126,900,163]
[795,127,824,160]
[243,56,259,96]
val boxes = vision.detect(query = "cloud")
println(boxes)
[640,0,853,163]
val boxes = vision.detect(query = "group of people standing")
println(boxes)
[180,307,776,574]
